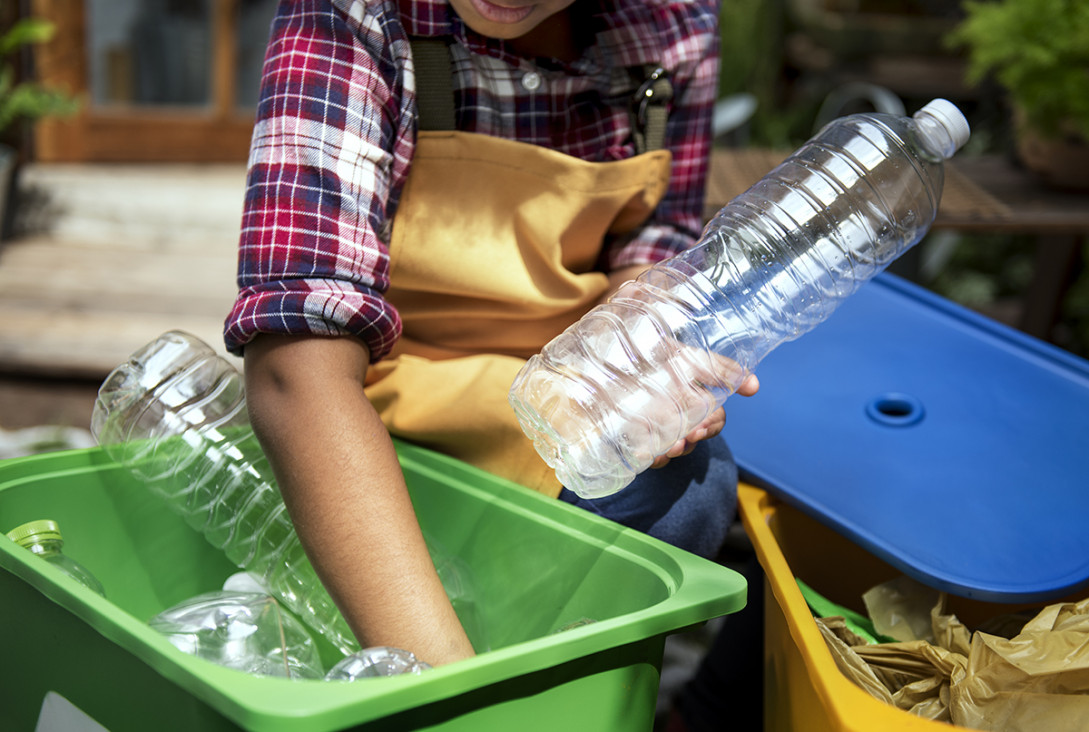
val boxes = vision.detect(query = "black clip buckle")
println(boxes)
[633,66,670,129]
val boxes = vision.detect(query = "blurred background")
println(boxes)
[0,0,1087,442]
[713,0,1089,361]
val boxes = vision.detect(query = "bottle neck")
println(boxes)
[22,538,63,557]
[913,110,959,161]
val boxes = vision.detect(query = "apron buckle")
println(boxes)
[633,67,671,128]
[630,66,672,154]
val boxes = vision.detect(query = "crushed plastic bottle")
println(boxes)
[6,519,106,597]
[91,330,488,657]
[324,646,431,681]
[149,591,324,679]
[510,99,970,498]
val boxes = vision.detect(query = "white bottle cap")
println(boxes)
[919,99,971,154]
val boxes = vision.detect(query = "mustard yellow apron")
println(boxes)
[365,130,671,496]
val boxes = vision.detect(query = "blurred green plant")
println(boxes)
[717,0,817,148]
[0,17,79,140]
[927,234,1089,359]
[947,0,1089,140]
[929,235,1036,308]
[718,0,780,102]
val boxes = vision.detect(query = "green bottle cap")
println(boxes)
[6,519,63,548]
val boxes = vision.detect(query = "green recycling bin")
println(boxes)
[0,440,745,732]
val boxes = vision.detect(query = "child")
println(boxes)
[224,0,757,667]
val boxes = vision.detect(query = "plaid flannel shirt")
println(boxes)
[224,0,721,359]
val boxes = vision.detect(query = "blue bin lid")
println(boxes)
[724,273,1089,603]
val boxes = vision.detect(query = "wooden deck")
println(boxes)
[704,149,1089,235]
[0,163,246,379]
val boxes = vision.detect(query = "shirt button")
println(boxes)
[521,71,542,91]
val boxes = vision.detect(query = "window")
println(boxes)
[31,0,277,162]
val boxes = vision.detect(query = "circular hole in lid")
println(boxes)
[866,392,925,427]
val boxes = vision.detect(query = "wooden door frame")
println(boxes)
[30,0,256,162]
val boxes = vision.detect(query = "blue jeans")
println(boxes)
[557,437,739,559]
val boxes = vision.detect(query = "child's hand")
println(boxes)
[650,373,760,469]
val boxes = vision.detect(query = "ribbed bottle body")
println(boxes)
[91,331,360,655]
[510,262,755,497]
[685,113,944,354]
[511,105,963,499]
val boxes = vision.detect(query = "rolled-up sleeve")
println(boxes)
[224,0,412,361]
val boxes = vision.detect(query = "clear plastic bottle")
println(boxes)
[148,590,325,680]
[90,331,360,655]
[324,646,431,681]
[509,99,971,499]
[6,519,107,597]
[91,330,487,659]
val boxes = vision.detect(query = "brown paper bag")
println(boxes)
[813,579,1089,731]
[949,597,1089,731]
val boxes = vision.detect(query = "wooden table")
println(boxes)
[704,148,1089,342]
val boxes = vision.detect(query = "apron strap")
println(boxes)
[411,37,457,131]
[407,38,672,152]
[629,65,673,155]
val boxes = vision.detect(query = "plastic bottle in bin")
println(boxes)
[509,99,970,499]
[91,330,487,659]
[6,519,107,597]
[324,646,432,681]
[91,331,360,655]
[148,590,326,679]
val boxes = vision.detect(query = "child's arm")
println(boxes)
[244,333,475,667]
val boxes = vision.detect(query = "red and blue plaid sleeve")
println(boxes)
[224,0,413,359]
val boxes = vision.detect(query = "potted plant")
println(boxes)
[0,16,78,239]
[948,0,1089,190]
